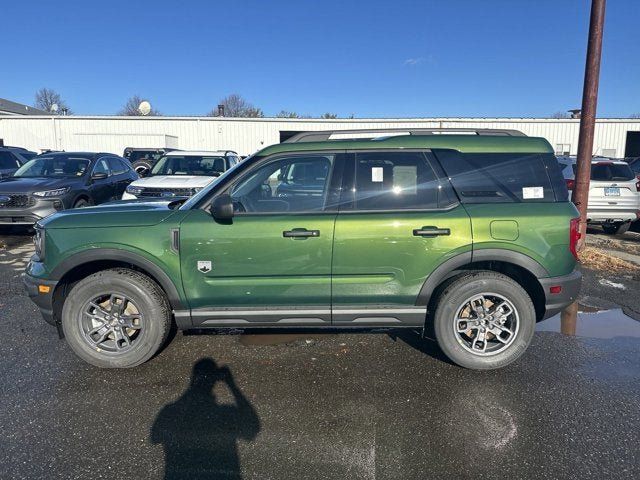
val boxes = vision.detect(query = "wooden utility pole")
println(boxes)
[573,0,606,250]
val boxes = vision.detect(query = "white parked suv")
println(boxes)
[122,150,240,200]
[558,156,640,234]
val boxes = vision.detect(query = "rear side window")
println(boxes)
[343,151,456,210]
[434,150,563,203]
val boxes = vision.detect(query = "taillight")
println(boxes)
[566,179,575,190]
[569,217,581,260]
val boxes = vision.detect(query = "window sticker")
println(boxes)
[371,167,384,182]
[393,166,417,194]
[522,186,544,199]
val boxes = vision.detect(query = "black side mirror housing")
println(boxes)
[211,194,234,221]
[91,172,108,181]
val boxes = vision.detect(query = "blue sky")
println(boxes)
[1,0,638,117]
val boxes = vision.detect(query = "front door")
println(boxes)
[331,150,472,326]
[179,152,344,327]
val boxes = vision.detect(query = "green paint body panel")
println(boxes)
[332,207,472,306]
[179,209,336,309]
[467,202,579,277]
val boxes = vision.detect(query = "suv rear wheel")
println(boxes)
[602,222,629,235]
[61,268,171,368]
[433,271,536,370]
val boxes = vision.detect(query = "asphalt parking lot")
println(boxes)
[1,230,640,479]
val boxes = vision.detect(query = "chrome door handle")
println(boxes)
[413,227,451,237]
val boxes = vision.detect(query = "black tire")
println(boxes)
[61,268,172,368]
[602,222,629,235]
[73,197,90,208]
[432,271,536,370]
[131,160,152,176]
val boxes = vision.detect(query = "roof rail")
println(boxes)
[283,128,527,143]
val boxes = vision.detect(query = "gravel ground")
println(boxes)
[1,231,639,479]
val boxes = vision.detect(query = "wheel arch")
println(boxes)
[51,249,185,324]
[417,249,548,321]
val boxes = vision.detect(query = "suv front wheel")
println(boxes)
[433,271,536,370]
[61,268,172,368]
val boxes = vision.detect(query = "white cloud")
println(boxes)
[403,57,425,66]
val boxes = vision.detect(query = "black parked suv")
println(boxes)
[123,148,178,175]
[0,152,138,225]
[0,147,37,178]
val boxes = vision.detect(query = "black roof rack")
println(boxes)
[283,128,526,143]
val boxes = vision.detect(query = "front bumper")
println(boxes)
[0,199,60,225]
[539,269,582,319]
[22,272,58,326]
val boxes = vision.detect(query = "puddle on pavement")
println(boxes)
[537,303,640,339]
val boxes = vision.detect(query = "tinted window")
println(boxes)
[107,157,128,175]
[93,159,110,176]
[590,163,634,181]
[434,151,557,203]
[151,156,227,176]
[346,152,453,210]
[230,155,334,213]
[0,151,18,169]
[126,151,164,163]
[14,155,91,178]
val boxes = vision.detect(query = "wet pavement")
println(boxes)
[1,232,640,479]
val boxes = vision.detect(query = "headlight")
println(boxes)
[33,227,45,260]
[33,187,70,198]
[126,185,144,195]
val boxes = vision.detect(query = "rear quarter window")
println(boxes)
[433,150,566,203]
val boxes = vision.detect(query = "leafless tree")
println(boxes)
[209,94,264,117]
[118,95,161,116]
[320,112,338,119]
[276,110,300,118]
[550,111,571,119]
[34,88,72,114]
[630,113,640,119]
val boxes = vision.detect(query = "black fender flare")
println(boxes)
[50,248,185,310]
[416,249,548,306]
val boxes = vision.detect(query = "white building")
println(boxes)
[1,115,639,158]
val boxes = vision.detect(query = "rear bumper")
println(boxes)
[22,272,58,326]
[539,269,582,319]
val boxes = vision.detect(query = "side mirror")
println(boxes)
[210,194,234,221]
[91,172,108,181]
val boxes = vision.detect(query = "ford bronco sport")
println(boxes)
[23,129,582,370]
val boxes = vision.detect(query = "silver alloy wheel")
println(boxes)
[80,293,144,353]
[452,292,519,356]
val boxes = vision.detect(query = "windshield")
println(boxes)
[151,155,226,176]
[14,155,91,178]
[180,160,245,210]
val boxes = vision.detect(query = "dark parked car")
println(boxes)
[0,152,137,225]
[123,148,178,175]
[0,147,37,178]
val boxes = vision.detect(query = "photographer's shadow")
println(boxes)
[151,358,261,479]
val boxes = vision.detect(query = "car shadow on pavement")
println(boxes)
[151,358,261,480]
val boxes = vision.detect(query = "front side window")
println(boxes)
[229,155,334,213]
[14,155,91,178]
[346,151,451,210]
[151,155,227,176]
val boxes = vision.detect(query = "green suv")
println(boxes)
[23,129,582,370]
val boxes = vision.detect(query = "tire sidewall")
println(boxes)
[434,274,536,370]
[62,272,167,368]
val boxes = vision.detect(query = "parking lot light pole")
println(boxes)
[573,0,606,250]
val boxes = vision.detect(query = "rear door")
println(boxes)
[106,157,134,198]
[331,150,472,326]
